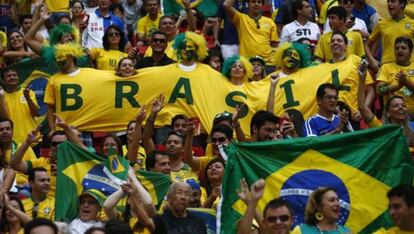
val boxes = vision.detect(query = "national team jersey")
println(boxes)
[373,226,414,234]
[231,11,278,64]
[377,62,414,113]
[369,16,414,64]
[89,48,128,70]
[303,114,353,136]
[22,196,55,220]
[144,40,177,60]
[27,157,56,198]
[170,163,199,182]
[323,17,368,33]
[334,55,374,114]
[44,0,69,12]
[5,142,37,186]
[4,89,39,144]
[315,30,365,62]
[136,13,162,38]
[280,20,320,45]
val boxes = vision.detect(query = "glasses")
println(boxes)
[108,32,120,37]
[211,137,227,143]
[152,38,166,43]
[342,0,354,3]
[51,141,64,147]
[266,215,290,223]
[32,203,39,219]
[323,95,339,100]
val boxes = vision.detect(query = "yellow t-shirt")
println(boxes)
[90,48,128,71]
[122,145,147,170]
[144,40,176,61]
[405,3,414,19]
[334,55,374,114]
[197,155,215,174]
[5,89,39,144]
[136,13,162,38]
[27,157,56,198]
[231,11,278,64]
[5,142,37,186]
[315,30,365,62]
[373,227,414,234]
[369,17,414,64]
[318,0,338,24]
[44,0,69,12]
[22,196,55,220]
[170,163,199,182]
[377,62,414,113]
[0,31,7,66]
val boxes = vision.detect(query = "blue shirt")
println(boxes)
[352,3,377,31]
[217,0,248,45]
[303,114,341,136]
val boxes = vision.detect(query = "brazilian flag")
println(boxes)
[55,142,170,221]
[219,125,414,233]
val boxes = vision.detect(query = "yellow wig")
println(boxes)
[222,55,253,83]
[173,31,208,61]
[54,43,85,62]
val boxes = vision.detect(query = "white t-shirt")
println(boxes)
[280,20,321,45]
[68,218,104,234]
[323,16,368,33]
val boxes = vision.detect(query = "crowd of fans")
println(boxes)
[0,0,414,233]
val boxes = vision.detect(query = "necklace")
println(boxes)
[249,14,262,29]
[315,223,342,234]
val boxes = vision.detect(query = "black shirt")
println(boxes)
[135,54,175,69]
[153,209,207,234]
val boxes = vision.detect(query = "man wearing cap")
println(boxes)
[250,56,266,81]
[68,189,105,234]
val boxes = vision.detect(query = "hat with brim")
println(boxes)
[249,56,266,66]
[79,189,106,207]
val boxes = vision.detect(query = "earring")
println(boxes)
[315,212,324,221]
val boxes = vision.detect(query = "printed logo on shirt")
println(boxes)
[44,207,51,215]
[405,23,411,29]
[408,70,414,76]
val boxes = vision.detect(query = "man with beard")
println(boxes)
[146,182,207,234]
[22,167,55,220]
[303,83,352,136]
[250,110,279,142]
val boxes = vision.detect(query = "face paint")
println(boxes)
[282,48,300,69]
[181,40,197,62]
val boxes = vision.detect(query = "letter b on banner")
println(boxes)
[61,84,83,111]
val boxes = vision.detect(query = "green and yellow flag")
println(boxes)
[219,125,414,233]
[55,142,170,221]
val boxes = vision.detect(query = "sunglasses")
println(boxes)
[211,137,227,143]
[32,203,39,219]
[266,215,290,223]
[51,141,64,147]
[152,38,166,43]
[108,32,120,37]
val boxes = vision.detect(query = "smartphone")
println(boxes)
[190,117,201,135]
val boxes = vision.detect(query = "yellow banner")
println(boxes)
[45,57,364,134]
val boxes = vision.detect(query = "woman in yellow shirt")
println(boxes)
[358,63,414,147]
[88,25,128,71]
